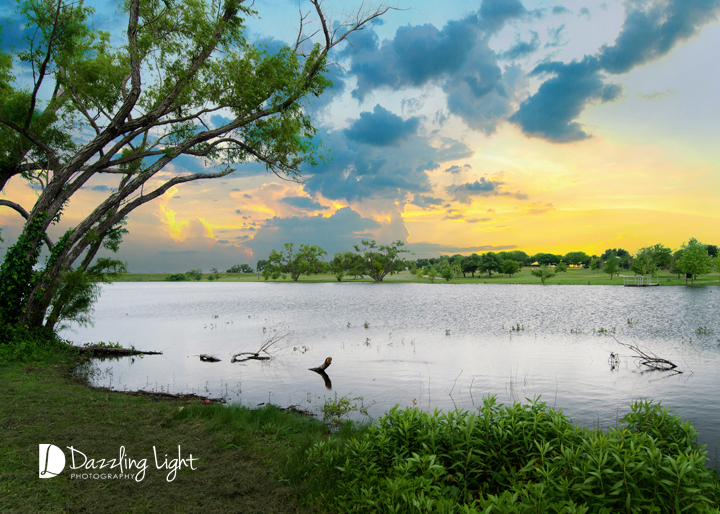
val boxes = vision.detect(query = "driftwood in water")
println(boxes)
[309,357,333,389]
[199,354,221,362]
[309,357,332,372]
[231,352,271,363]
[77,345,161,356]
[612,337,681,373]
[231,326,291,363]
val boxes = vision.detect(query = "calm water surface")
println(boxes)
[62,282,720,457]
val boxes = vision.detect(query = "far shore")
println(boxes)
[110,268,720,286]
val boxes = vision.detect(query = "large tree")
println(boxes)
[630,247,659,277]
[676,238,712,285]
[604,254,620,279]
[478,252,502,278]
[353,240,408,282]
[564,251,591,267]
[0,0,389,328]
[262,243,327,282]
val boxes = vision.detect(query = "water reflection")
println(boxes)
[62,282,720,458]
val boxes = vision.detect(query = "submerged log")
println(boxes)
[309,357,333,390]
[309,357,332,372]
[76,345,161,356]
[199,354,221,362]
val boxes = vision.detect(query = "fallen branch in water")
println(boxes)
[231,327,291,363]
[199,354,221,362]
[612,336,681,373]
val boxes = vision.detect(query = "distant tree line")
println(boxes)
[165,238,719,285]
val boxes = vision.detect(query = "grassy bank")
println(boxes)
[4,352,720,513]
[0,358,321,513]
[113,267,720,286]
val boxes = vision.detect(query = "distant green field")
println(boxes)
[112,268,720,286]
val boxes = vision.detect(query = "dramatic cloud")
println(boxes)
[478,0,530,34]
[344,105,420,146]
[301,128,473,202]
[411,194,445,209]
[500,31,540,60]
[510,57,621,142]
[597,0,720,75]
[245,207,381,259]
[446,177,527,203]
[341,8,528,134]
[511,0,720,142]
[280,196,329,211]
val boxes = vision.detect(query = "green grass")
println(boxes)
[3,352,719,513]
[0,360,317,513]
[113,268,720,286]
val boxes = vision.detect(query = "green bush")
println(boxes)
[164,273,187,281]
[301,397,720,513]
[0,324,77,364]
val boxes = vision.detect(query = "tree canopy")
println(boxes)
[676,238,712,285]
[0,0,390,328]
[353,240,408,282]
[262,243,327,281]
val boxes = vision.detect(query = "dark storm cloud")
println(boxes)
[597,0,720,74]
[416,161,440,172]
[341,6,528,134]
[509,57,621,142]
[500,31,540,60]
[280,196,329,211]
[478,0,530,33]
[446,177,527,203]
[411,194,444,209]
[510,0,720,142]
[345,16,480,101]
[301,128,472,203]
[344,105,421,146]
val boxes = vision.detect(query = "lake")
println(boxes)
[62,282,720,459]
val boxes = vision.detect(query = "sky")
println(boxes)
[1,0,719,272]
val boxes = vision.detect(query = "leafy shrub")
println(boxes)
[165,273,187,281]
[0,324,77,364]
[301,397,720,513]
